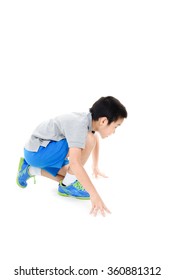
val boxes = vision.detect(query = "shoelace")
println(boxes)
[73,180,85,191]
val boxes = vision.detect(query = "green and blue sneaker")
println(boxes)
[58,180,90,200]
[16,157,36,188]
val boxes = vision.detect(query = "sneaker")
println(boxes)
[58,180,90,200]
[16,157,36,188]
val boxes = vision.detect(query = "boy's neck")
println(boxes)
[92,120,99,132]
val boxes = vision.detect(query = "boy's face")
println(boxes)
[97,117,124,138]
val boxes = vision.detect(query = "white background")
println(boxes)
[0,1,174,279]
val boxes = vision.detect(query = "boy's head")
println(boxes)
[90,96,127,123]
[90,96,127,138]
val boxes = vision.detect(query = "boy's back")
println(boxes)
[25,112,92,152]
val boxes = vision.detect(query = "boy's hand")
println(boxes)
[92,167,108,178]
[90,193,111,217]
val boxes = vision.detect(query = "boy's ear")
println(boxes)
[99,117,108,126]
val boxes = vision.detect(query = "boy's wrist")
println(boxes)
[92,165,98,170]
[88,187,99,197]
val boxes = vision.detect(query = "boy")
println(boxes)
[16,96,127,216]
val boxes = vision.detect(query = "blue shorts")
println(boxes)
[24,139,69,176]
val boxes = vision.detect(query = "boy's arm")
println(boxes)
[92,133,99,170]
[92,133,108,178]
[69,147,110,216]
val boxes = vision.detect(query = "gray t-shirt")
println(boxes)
[25,112,93,152]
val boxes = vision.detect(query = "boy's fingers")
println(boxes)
[99,173,108,178]
[93,172,108,178]
[90,206,98,216]
[89,206,96,215]
[104,206,111,214]
[90,205,111,216]
[100,208,106,217]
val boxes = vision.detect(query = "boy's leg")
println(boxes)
[18,134,96,186]
[18,140,70,187]
[41,170,63,182]
[41,164,69,182]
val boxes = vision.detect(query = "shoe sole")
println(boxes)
[16,157,27,188]
[58,191,90,200]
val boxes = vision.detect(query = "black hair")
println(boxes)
[89,96,127,124]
